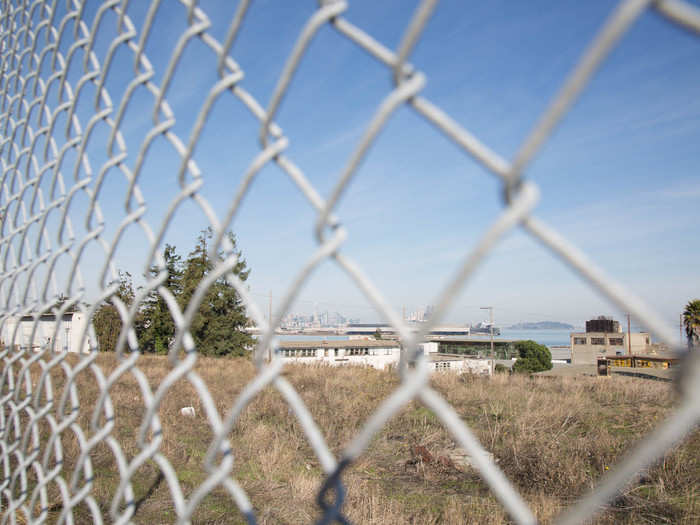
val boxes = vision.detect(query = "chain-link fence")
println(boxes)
[0,0,699,523]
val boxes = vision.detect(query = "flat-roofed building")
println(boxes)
[345,324,470,337]
[570,317,650,365]
[278,339,401,369]
[277,340,492,374]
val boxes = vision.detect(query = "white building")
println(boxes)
[428,353,493,375]
[278,340,401,370]
[277,339,492,375]
[1,311,90,353]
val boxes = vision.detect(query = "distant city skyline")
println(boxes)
[274,301,648,332]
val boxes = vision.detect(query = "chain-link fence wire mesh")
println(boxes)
[0,0,699,523]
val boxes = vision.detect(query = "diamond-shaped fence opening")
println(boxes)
[0,0,699,524]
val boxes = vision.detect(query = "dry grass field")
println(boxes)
[7,354,699,524]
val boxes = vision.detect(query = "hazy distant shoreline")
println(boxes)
[507,321,574,330]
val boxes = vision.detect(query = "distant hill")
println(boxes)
[508,321,574,330]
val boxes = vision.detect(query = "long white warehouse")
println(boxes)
[277,339,492,374]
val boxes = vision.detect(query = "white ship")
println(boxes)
[470,321,500,336]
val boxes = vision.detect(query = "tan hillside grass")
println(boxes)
[5,353,698,524]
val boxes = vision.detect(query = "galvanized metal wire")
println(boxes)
[0,0,698,523]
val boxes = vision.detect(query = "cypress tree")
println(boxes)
[180,228,253,356]
[138,244,183,354]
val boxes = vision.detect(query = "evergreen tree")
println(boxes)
[511,340,552,373]
[138,244,183,354]
[93,271,135,352]
[180,228,253,356]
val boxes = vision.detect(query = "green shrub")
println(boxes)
[511,340,552,373]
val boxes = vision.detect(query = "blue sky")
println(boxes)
[46,1,700,334]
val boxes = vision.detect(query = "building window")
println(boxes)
[646,337,650,345]
[282,348,317,357]
[385,348,393,355]
[591,337,605,345]
[608,338,624,346]
[573,337,587,345]
[436,362,451,369]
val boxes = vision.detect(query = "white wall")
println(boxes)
[281,347,494,375]
[432,358,493,375]
[282,347,401,370]
[1,313,90,353]
[420,342,439,354]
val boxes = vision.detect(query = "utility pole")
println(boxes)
[480,306,495,359]
[680,313,683,349]
[627,313,632,356]
[269,291,272,327]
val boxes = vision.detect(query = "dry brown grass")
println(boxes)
[4,353,698,524]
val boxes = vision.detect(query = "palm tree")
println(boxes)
[682,299,700,349]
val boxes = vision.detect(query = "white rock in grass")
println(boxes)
[180,406,196,417]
